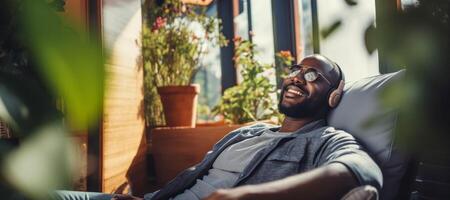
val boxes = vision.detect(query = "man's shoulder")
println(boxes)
[317,126,356,141]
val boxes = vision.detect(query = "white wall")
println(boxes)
[317,0,379,82]
[101,0,147,194]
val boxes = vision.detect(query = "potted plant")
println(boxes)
[212,37,293,125]
[142,0,226,127]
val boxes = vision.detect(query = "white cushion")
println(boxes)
[328,70,409,200]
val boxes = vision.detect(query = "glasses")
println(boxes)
[287,64,332,86]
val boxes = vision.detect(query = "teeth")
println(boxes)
[287,89,305,96]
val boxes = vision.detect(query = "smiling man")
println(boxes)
[54,55,382,200]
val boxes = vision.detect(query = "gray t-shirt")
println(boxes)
[172,130,289,200]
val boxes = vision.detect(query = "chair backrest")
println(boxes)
[328,70,410,200]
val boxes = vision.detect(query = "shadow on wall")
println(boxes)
[101,0,148,196]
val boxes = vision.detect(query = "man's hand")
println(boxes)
[203,186,259,200]
[111,194,143,200]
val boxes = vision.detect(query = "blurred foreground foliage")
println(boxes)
[366,0,449,155]
[0,0,105,199]
[326,0,449,155]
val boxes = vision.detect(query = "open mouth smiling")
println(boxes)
[284,85,308,98]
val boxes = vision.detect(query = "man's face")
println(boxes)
[278,55,339,118]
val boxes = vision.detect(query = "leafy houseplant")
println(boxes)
[275,50,295,78]
[1,0,104,198]
[142,0,226,127]
[212,38,293,124]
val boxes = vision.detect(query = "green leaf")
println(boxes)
[344,0,358,6]
[20,0,105,129]
[364,22,377,54]
[321,20,342,39]
[2,122,76,200]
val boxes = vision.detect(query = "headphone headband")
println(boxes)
[332,62,345,89]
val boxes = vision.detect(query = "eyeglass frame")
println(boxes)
[287,64,333,86]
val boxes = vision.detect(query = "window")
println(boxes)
[297,0,314,57]
[193,2,223,122]
[296,0,380,81]
[250,0,276,86]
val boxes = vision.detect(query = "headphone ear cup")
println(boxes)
[328,80,345,108]
[328,90,341,108]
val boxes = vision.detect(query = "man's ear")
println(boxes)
[328,80,345,108]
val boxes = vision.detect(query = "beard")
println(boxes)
[278,89,329,118]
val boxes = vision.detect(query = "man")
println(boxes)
[55,54,382,200]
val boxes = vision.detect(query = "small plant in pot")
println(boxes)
[142,0,226,127]
[212,38,293,125]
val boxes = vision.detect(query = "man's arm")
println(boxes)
[204,163,358,200]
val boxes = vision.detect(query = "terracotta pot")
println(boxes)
[157,84,200,127]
